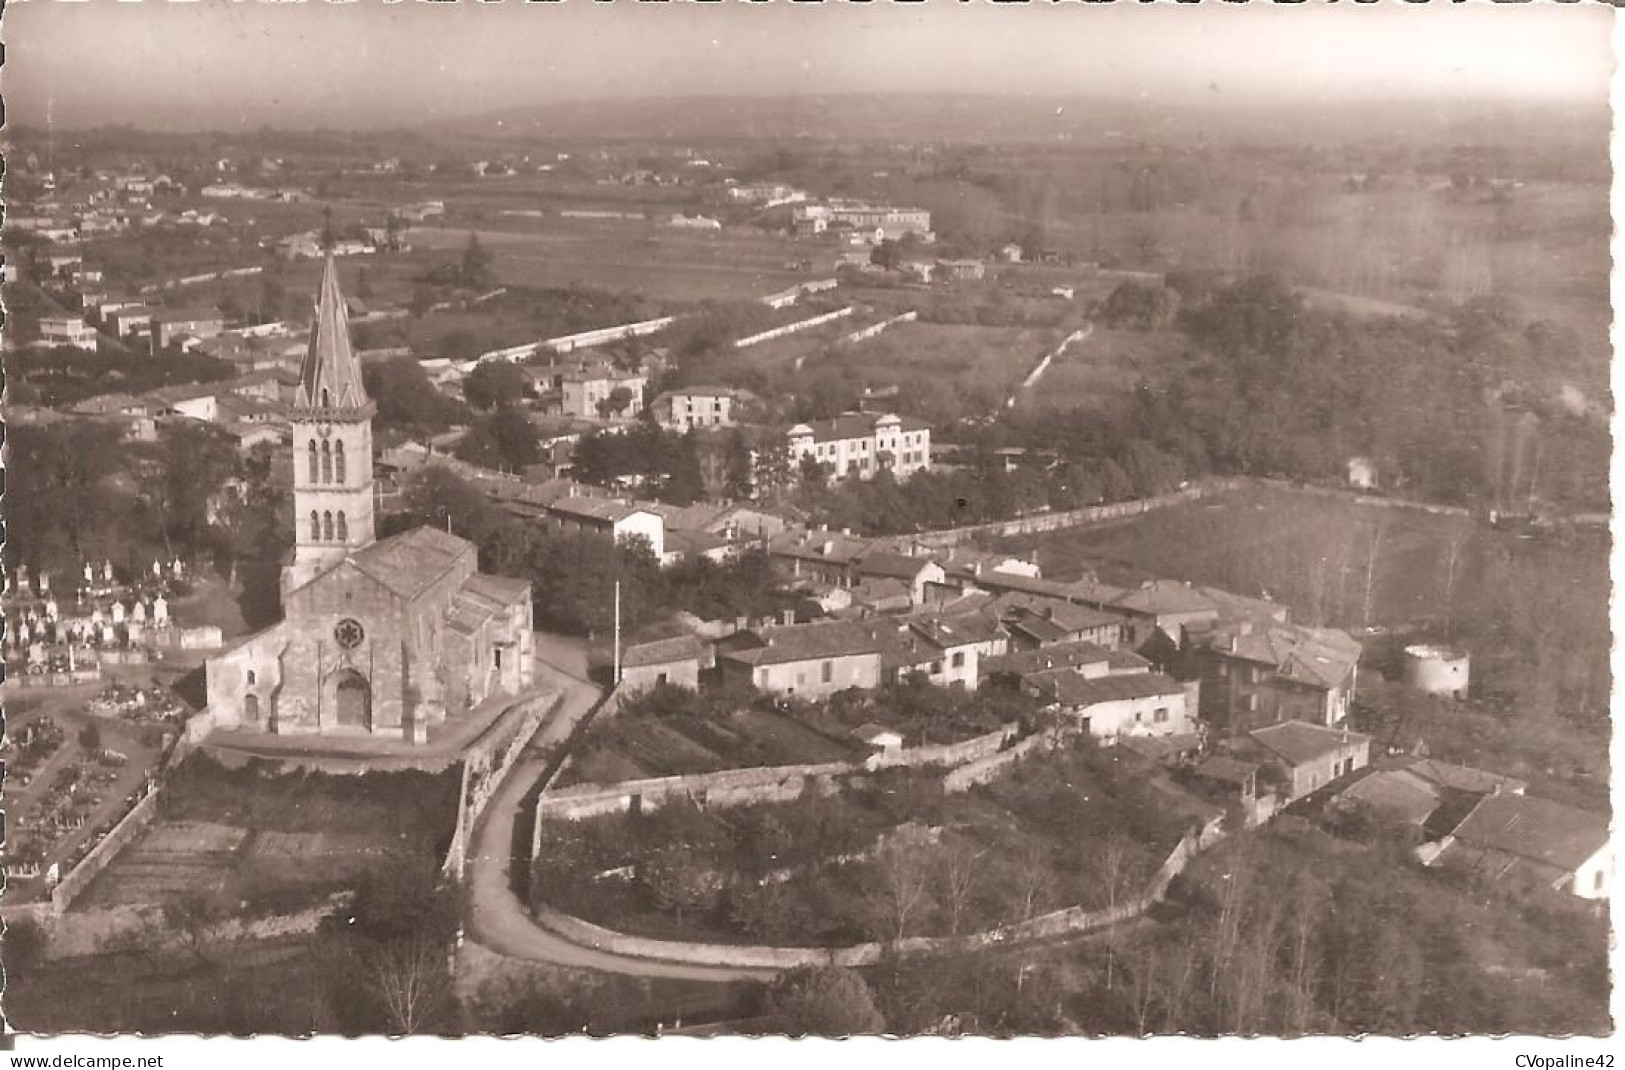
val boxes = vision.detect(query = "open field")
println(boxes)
[411,221,831,303]
[816,321,1071,408]
[73,754,459,911]
[1020,324,1187,411]
[996,482,1586,629]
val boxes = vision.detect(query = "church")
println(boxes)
[205,257,535,744]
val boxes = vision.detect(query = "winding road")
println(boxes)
[462,639,777,982]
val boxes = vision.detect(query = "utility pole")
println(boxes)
[612,579,622,686]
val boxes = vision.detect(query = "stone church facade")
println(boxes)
[205,257,535,744]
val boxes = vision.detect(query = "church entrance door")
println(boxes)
[244,693,261,723]
[335,671,371,730]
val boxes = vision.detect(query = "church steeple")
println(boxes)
[295,255,373,414]
[283,256,377,597]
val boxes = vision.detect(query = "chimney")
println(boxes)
[734,615,748,632]
[822,541,835,556]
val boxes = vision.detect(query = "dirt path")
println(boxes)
[461,638,776,983]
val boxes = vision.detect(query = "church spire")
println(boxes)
[295,255,370,412]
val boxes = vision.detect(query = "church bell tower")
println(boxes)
[283,255,377,596]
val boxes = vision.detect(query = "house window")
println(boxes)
[335,440,346,483]
[1217,662,1229,679]
[1247,694,1260,713]
[821,661,833,684]
[310,510,322,541]
[1154,707,1169,723]
[336,512,348,542]
[308,440,319,483]
[321,441,333,483]
[322,511,334,541]
[951,651,966,669]
[1596,871,1606,892]
[495,648,504,670]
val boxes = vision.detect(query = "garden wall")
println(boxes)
[44,893,346,959]
[534,723,1020,829]
[524,830,1204,972]
[45,788,162,915]
[1253,477,1473,519]
[943,732,1054,793]
[734,307,856,349]
[843,310,917,345]
[443,691,562,878]
[910,478,1246,548]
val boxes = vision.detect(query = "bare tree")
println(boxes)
[1439,522,1472,635]
[938,841,983,937]
[161,892,228,968]
[1011,846,1055,924]
[1093,833,1132,990]
[1360,517,1390,627]
[869,838,936,944]
[367,933,452,1035]
[1129,943,1162,1035]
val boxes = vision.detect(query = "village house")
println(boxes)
[38,315,99,351]
[1423,793,1611,900]
[878,615,997,690]
[992,592,1127,651]
[826,203,932,238]
[716,620,886,699]
[935,258,987,282]
[1180,616,1362,738]
[767,528,873,589]
[1231,720,1370,803]
[1023,669,1197,740]
[618,634,707,692]
[982,639,1148,688]
[650,386,756,431]
[543,496,666,560]
[560,363,648,420]
[106,306,157,340]
[852,548,947,607]
[786,412,932,481]
[153,308,226,350]
[1333,757,1528,837]
[844,577,913,616]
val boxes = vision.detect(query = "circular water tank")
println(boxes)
[1402,644,1470,699]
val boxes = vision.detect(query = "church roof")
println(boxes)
[295,255,370,412]
[347,526,473,600]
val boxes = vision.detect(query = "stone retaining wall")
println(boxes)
[908,478,1245,548]
[525,830,1201,971]
[734,307,856,349]
[535,723,1019,827]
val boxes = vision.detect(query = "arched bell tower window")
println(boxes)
[310,510,321,541]
[334,440,346,483]
[320,441,333,484]
[321,388,331,408]
[322,511,334,541]
[246,669,257,686]
[336,512,348,542]
[308,440,319,483]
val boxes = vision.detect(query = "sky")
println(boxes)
[4,0,1614,131]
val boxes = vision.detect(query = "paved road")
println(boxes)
[462,638,777,983]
